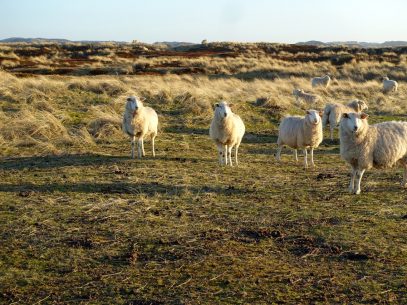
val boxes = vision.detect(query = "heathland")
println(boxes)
[0,42,406,304]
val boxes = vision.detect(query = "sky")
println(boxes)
[1,0,407,43]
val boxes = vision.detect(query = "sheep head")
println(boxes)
[214,101,233,119]
[126,96,144,117]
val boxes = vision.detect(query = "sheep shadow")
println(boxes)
[163,126,208,135]
[0,182,251,196]
[0,154,127,170]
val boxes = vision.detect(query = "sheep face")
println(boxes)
[126,96,144,116]
[341,112,369,134]
[214,101,233,119]
[305,110,322,125]
[293,89,303,96]
[357,100,368,112]
[382,76,389,81]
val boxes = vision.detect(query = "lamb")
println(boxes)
[122,96,158,159]
[340,112,407,194]
[209,101,245,166]
[293,89,320,105]
[322,100,368,140]
[276,110,323,168]
[382,76,398,93]
[311,74,331,88]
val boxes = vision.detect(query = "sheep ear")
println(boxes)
[360,113,369,120]
[214,103,219,108]
[126,97,132,102]
[319,110,323,117]
[306,110,310,114]
[228,103,234,107]
[343,113,349,119]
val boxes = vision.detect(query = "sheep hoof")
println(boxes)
[354,190,361,195]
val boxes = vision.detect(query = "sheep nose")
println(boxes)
[353,126,358,131]
[224,113,227,117]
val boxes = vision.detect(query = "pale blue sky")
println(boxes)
[1,0,407,43]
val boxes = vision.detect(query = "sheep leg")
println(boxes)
[402,163,407,187]
[224,145,228,166]
[131,136,136,159]
[276,145,282,162]
[354,169,365,195]
[228,146,233,167]
[137,139,142,159]
[141,138,145,157]
[349,168,356,193]
[216,143,224,165]
[293,149,298,162]
[151,135,156,157]
[330,126,334,141]
[235,145,239,166]
[303,149,308,168]
[310,148,315,167]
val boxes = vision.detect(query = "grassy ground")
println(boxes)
[0,47,407,303]
[1,121,407,304]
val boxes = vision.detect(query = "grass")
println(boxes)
[0,45,407,304]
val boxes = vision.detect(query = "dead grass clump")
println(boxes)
[255,96,287,119]
[174,92,212,118]
[87,106,123,140]
[67,79,127,96]
[0,108,71,153]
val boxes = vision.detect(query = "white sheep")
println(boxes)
[311,74,331,88]
[276,110,323,168]
[209,101,245,166]
[340,112,407,194]
[382,76,398,93]
[293,89,320,105]
[122,96,158,159]
[322,100,368,140]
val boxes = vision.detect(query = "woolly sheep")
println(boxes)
[340,112,407,194]
[382,76,398,93]
[293,89,320,105]
[322,100,368,140]
[209,101,245,166]
[122,96,158,159]
[276,110,323,168]
[311,74,331,88]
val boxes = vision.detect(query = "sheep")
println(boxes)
[209,101,245,166]
[276,110,323,168]
[311,74,331,88]
[293,89,320,105]
[322,100,368,140]
[382,76,398,93]
[122,96,158,159]
[340,112,407,194]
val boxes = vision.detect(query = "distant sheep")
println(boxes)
[122,96,158,159]
[276,110,323,168]
[340,112,407,194]
[209,101,245,166]
[322,100,368,140]
[293,89,320,105]
[312,75,331,88]
[382,76,398,93]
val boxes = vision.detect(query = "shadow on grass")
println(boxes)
[0,182,251,196]
[0,154,127,170]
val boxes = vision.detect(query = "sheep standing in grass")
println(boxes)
[382,76,398,93]
[293,89,320,105]
[209,101,245,166]
[276,110,323,168]
[322,100,368,140]
[340,112,407,194]
[311,74,331,88]
[122,96,158,159]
